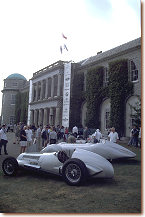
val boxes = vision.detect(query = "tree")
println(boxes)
[130,98,141,127]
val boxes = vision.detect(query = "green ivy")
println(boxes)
[109,59,133,136]
[15,91,29,124]
[69,72,85,129]
[85,66,108,128]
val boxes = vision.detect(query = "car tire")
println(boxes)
[2,157,18,176]
[62,158,88,186]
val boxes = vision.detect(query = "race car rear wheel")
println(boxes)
[62,158,87,186]
[2,157,18,176]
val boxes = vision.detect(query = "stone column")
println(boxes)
[40,80,43,100]
[55,107,60,126]
[30,110,34,125]
[45,78,49,99]
[49,108,53,125]
[35,82,39,101]
[57,74,61,96]
[32,84,35,102]
[51,76,54,98]
[43,108,48,126]
[38,109,43,126]
[34,110,38,126]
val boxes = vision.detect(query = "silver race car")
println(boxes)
[2,148,114,186]
[41,140,136,160]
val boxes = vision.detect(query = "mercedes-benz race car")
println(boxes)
[2,148,114,186]
[41,140,136,160]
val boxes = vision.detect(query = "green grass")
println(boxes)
[0,144,141,214]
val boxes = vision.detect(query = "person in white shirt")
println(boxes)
[0,124,8,155]
[72,126,78,138]
[108,127,119,143]
[49,127,57,144]
[25,126,33,148]
[94,129,102,143]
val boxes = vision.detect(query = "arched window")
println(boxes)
[129,60,138,82]
[100,98,110,136]
[105,108,110,130]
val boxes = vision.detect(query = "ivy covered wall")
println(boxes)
[15,91,29,124]
[70,59,133,136]
[85,66,108,128]
[69,71,85,129]
[109,59,133,136]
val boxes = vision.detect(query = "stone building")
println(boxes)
[77,37,141,137]
[1,73,28,125]
[1,37,141,137]
[28,61,79,127]
[28,61,64,127]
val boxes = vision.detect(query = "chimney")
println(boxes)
[97,51,102,55]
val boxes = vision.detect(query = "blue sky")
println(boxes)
[0,0,141,110]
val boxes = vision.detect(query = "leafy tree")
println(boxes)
[130,98,141,127]
[15,91,29,124]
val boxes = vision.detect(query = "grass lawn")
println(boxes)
[0,144,141,214]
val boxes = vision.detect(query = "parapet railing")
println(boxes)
[33,61,64,77]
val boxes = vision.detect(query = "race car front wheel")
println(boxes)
[62,158,88,186]
[2,157,18,176]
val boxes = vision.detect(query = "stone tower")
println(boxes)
[1,73,27,125]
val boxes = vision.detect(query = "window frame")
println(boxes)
[129,60,138,82]
[11,94,16,105]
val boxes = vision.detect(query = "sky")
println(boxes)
[0,0,141,112]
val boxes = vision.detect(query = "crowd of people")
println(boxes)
[13,123,70,153]
[128,125,141,148]
[0,122,141,155]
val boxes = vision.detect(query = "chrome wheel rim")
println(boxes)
[65,163,81,183]
[4,160,15,175]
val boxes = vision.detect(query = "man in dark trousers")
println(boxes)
[0,124,8,155]
[132,125,139,148]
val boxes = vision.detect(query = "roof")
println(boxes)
[80,37,141,66]
[6,73,27,80]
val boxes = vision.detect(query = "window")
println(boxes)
[12,82,18,87]
[10,116,15,125]
[11,94,16,105]
[2,95,5,105]
[130,60,138,82]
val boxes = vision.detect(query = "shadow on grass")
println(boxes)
[4,168,117,188]
[84,177,116,187]
[112,158,141,165]
[17,168,63,183]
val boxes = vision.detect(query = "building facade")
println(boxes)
[78,37,141,137]
[28,61,64,127]
[1,37,141,137]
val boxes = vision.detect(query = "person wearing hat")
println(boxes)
[0,124,8,155]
